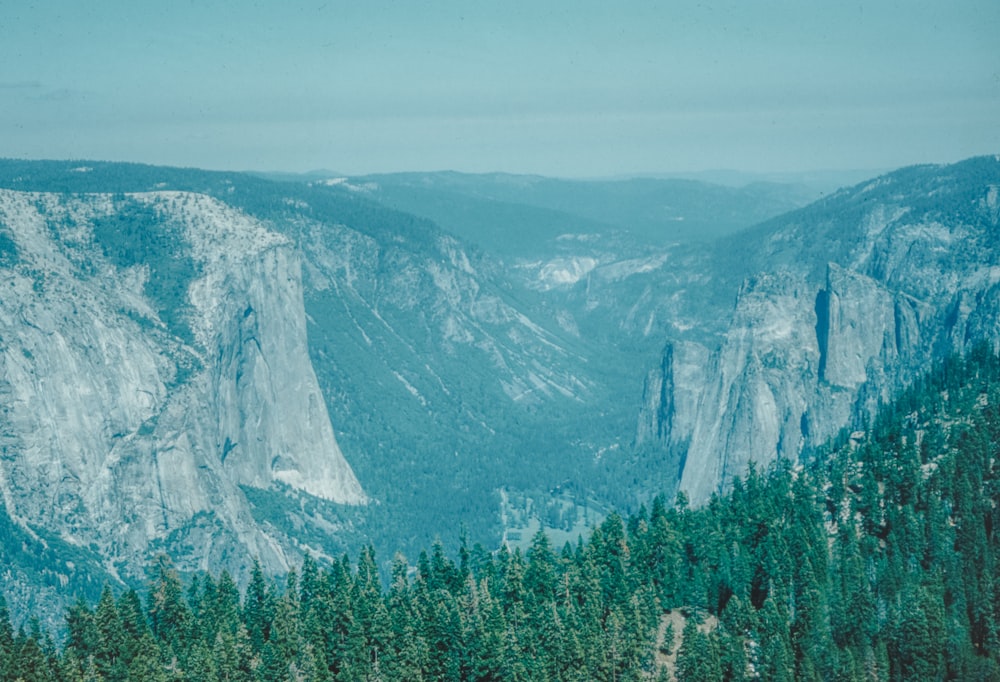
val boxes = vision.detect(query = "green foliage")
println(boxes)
[2,347,999,680]
[88,198,199,347]
[675,616,722,681]
[0,505,114,633]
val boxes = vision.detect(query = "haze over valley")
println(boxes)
[2,1,999,678]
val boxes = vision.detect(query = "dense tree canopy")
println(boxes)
[2,347,998,680]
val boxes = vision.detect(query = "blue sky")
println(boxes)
[2,0,998,176]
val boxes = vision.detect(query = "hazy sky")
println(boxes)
[2,1,998,176]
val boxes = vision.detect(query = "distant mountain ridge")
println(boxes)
[342,170,819,257]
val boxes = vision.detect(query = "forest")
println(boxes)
[1,345,998,681]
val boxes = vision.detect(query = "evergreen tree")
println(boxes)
[675,616,721,682]
[148,555,191,652]
[353,546,392,677]
[756,597,794,682]
[10,632,54,682]
[889,583,946,681]
[117,588,149,666]
[0,596,13,677]
[94,585,128,682]
[242,559,274,654]
[384,554,427,681]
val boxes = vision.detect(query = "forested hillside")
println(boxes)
[1,347,997,680]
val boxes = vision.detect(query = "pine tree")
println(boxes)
[675,616,721,681]
[256,641,287,682]
[63,595,99,680]
[353,546,392,677]
[328,554,368,681]
[479,580,514,680]
[94,585,128,682]
[211,571,243,639]
[10,631,55,682]
[718,596,753,682]
[242,559,274,654]
[0,595,15,679]
[638,495,684,608]
[211,625,254,682]
[889,583,946,681]
[524,530,558,608]
[383,553,427,681]
[187,639,219,682]
[117,588,150,666]
[148,555,191,653]
[423,589,462,681]
[270,571,303,674]
[756,597,794,682]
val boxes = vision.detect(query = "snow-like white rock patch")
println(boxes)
[536,257,598,289]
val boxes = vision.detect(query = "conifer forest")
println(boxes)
[1,348,998,680]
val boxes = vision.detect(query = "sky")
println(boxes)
[1,0,998,177]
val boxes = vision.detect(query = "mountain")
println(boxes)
[0,188,367,568]
[0,161,620,620]
[338,171,818,259]
[634,156,1000,503]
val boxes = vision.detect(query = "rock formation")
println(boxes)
[638,157,1000,503]
[0,190,365,580]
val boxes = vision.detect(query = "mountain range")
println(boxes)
[0,155,997,624]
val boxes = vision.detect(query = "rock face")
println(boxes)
[639,157,1000,504]
[0,190,365,579]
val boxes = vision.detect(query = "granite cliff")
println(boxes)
[0,189,365,588]
[637,157,1000,503]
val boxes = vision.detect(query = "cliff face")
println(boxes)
[0,190,365,580]
[639,157,1000,504]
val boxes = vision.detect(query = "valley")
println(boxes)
[0,156,998,631]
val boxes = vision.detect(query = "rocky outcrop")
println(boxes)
[636,341,709,450]
[640,158,1000,504]
[0,190,365,580]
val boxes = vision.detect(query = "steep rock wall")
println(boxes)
[0,190,364,577]
[640,160,1000,504]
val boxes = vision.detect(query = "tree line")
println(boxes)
[1,345,998,681]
